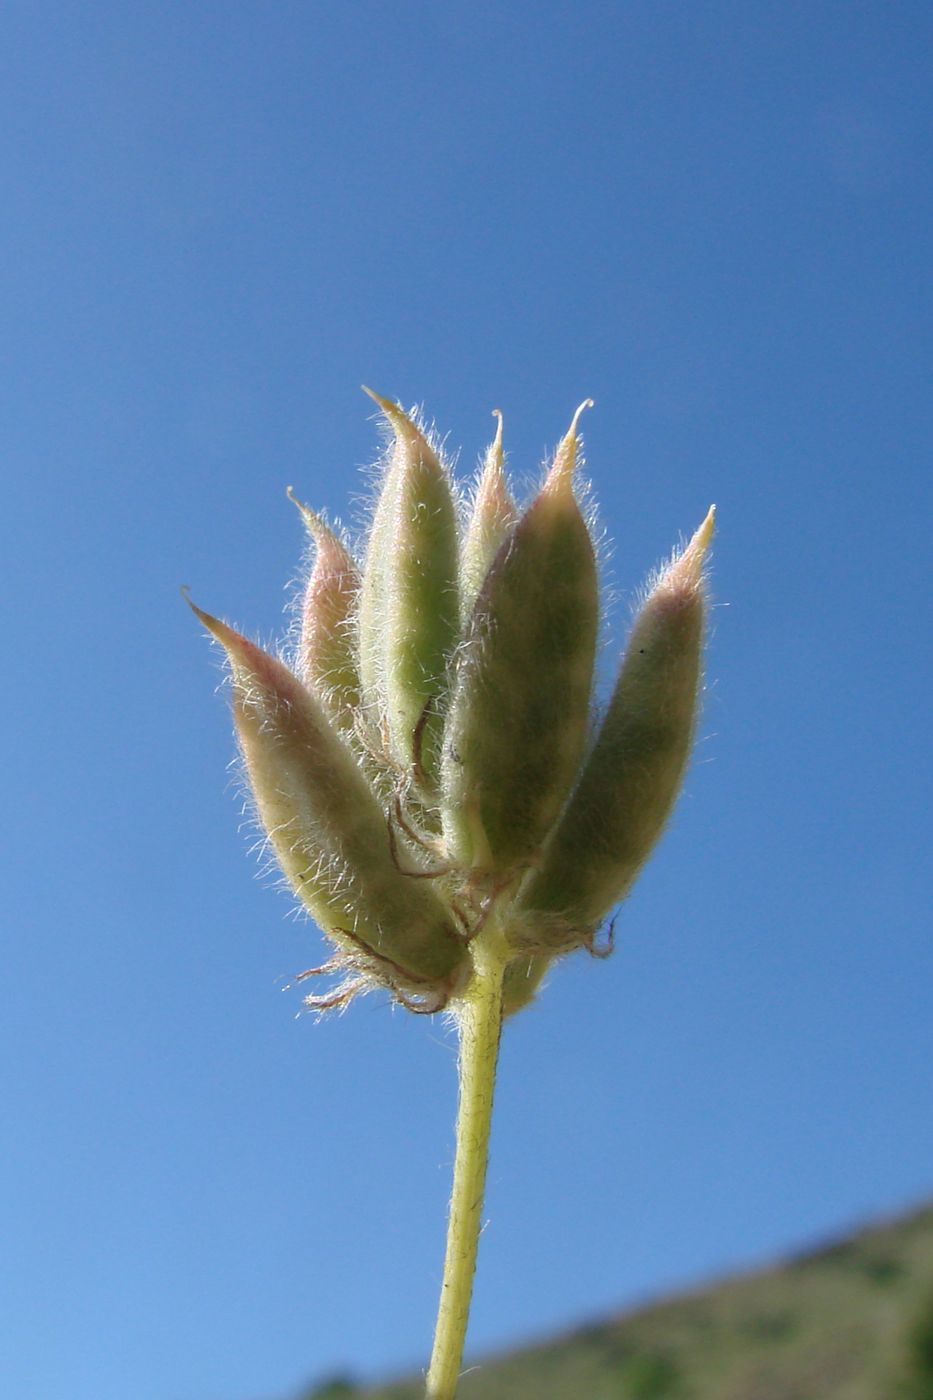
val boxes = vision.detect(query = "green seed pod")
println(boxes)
[193,393,717,1021]
[515,508,715,941]
[357,466,392,731]
[188,600,469,1004]
[441,402,599,875]
[358,389,460,789]
[459,410,518,623]
[288,489,361,732]
[501,952,552,1017]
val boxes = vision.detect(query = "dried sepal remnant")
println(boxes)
[192,391,714,1015]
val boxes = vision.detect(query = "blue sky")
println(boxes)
[2,3,931,1398]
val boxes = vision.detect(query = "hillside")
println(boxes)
[299,1201,933,1400]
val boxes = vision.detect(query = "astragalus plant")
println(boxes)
[190,390,714,1399]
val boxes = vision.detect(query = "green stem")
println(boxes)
[426,930,508,1399]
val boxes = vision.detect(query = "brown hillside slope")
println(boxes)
[301,1201,933,1400]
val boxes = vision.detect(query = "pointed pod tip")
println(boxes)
[182,589,235,646]
[360,384,394,413]
[286,483,313,522]
[544,397,595,493]
[361,385,422,444]
[663,505,717,594]
[569,397,595,436]
[286,493,357,580]
[484,407,504,471]
[687,504,716,568]
[185,594,299,704]
[286,484,327,539]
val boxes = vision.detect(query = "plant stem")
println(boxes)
[425,928,508,1399]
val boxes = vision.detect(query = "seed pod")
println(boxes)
[188,599,468,1000]
[501,952,552,1017]
[441,402,599,875]
[288,489,361,731]
[459,410,518,623]
[357,405,398,739]
[358,389,460,789]
[516,508,714,939]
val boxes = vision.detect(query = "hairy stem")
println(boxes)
[426,927,508,1399]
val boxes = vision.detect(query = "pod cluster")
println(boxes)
[192,392,714,1016]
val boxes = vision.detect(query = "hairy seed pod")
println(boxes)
[516,508,714,939]
[357,439,393,733]
[194,394,716,1018]
[441,403,599,875]
[501,952,552,1017]
[358,390,460,789]
[288,490,361,731]
[459,410,518,623]
[189,601,468,999]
